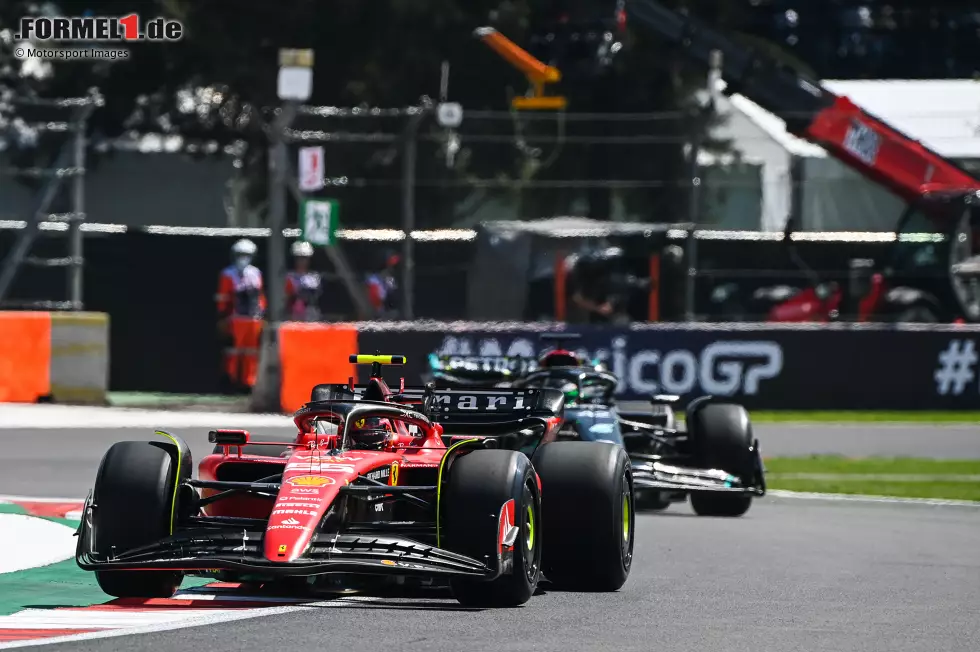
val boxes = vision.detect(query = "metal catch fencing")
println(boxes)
[0,88,102,310]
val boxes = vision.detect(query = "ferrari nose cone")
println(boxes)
[263,474,337,562]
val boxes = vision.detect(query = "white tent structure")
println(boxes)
[709,79,980,232]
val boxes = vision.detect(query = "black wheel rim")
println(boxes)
[521,480,541,584]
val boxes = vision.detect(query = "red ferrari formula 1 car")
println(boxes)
[76,355,634,607]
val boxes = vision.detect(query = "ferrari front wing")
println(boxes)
[75,505,496,580]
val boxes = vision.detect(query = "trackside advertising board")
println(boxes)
[356,323,980,410]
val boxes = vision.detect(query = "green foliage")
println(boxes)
[1,0,753,227]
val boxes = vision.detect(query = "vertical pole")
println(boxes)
[648,253,661,322]
[554,253,567,321]
[249,103,294,414]
[401,110,423,321]
[683,229,697,322]
[68,106,85,309]
[682,49,721,323]
[267,107,291,325]
[685,124,701,322]
[439,61,450,101]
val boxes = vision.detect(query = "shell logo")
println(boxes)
[287,475,334,487]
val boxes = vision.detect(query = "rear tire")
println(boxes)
[687,403,754,517]
[92,441,183,598]
[636,490,671,511]
[533,441,633,591]
[442,450,541,607]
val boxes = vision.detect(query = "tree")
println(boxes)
[1,0,753,228]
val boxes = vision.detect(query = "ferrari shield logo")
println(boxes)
[287,475,334,487]
[278,544,287,554]
[390,462,399,486]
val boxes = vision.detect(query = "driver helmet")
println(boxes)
[539,349,582,368]
[348,416,392,450]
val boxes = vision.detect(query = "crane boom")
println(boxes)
[625,0,980,206]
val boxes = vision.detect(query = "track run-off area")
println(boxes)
[0,404,977,651]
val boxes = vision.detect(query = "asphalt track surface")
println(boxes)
[22,495,980,652]
[1,423,978,650]
[1,423,978,499]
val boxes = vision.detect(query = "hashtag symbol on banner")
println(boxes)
[934,340,978,395]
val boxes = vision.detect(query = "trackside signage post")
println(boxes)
[298,146,325,191]
[300,198,338,246]
[250,48,314,413]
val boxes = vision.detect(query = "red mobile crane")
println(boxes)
[623,0,980,323]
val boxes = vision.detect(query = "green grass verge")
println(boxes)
[765,456,980,501]
[749,411,980,423]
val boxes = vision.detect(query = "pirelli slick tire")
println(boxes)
[687,402,754,517]
[442,450,542,607]
[92,441,183,598]
[533,441,634,591]
[636,490,672,511]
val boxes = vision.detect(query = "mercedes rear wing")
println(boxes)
[426,354,538,387]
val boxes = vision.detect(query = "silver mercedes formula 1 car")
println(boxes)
[426,334,766,516]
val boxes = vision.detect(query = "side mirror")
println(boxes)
[209,429,249,445]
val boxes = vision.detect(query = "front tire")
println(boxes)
[533,441,634,591]
[442,450,541,607]
[687,403,755,517]
[92,441,183,597]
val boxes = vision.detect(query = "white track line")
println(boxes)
[0,515,76,574]
[0,597,385,650]
[768,489,980,507]
[0,495,85,505]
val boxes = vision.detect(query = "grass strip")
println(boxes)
[764,456,980,501]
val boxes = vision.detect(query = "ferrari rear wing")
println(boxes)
[312,383,565,422]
